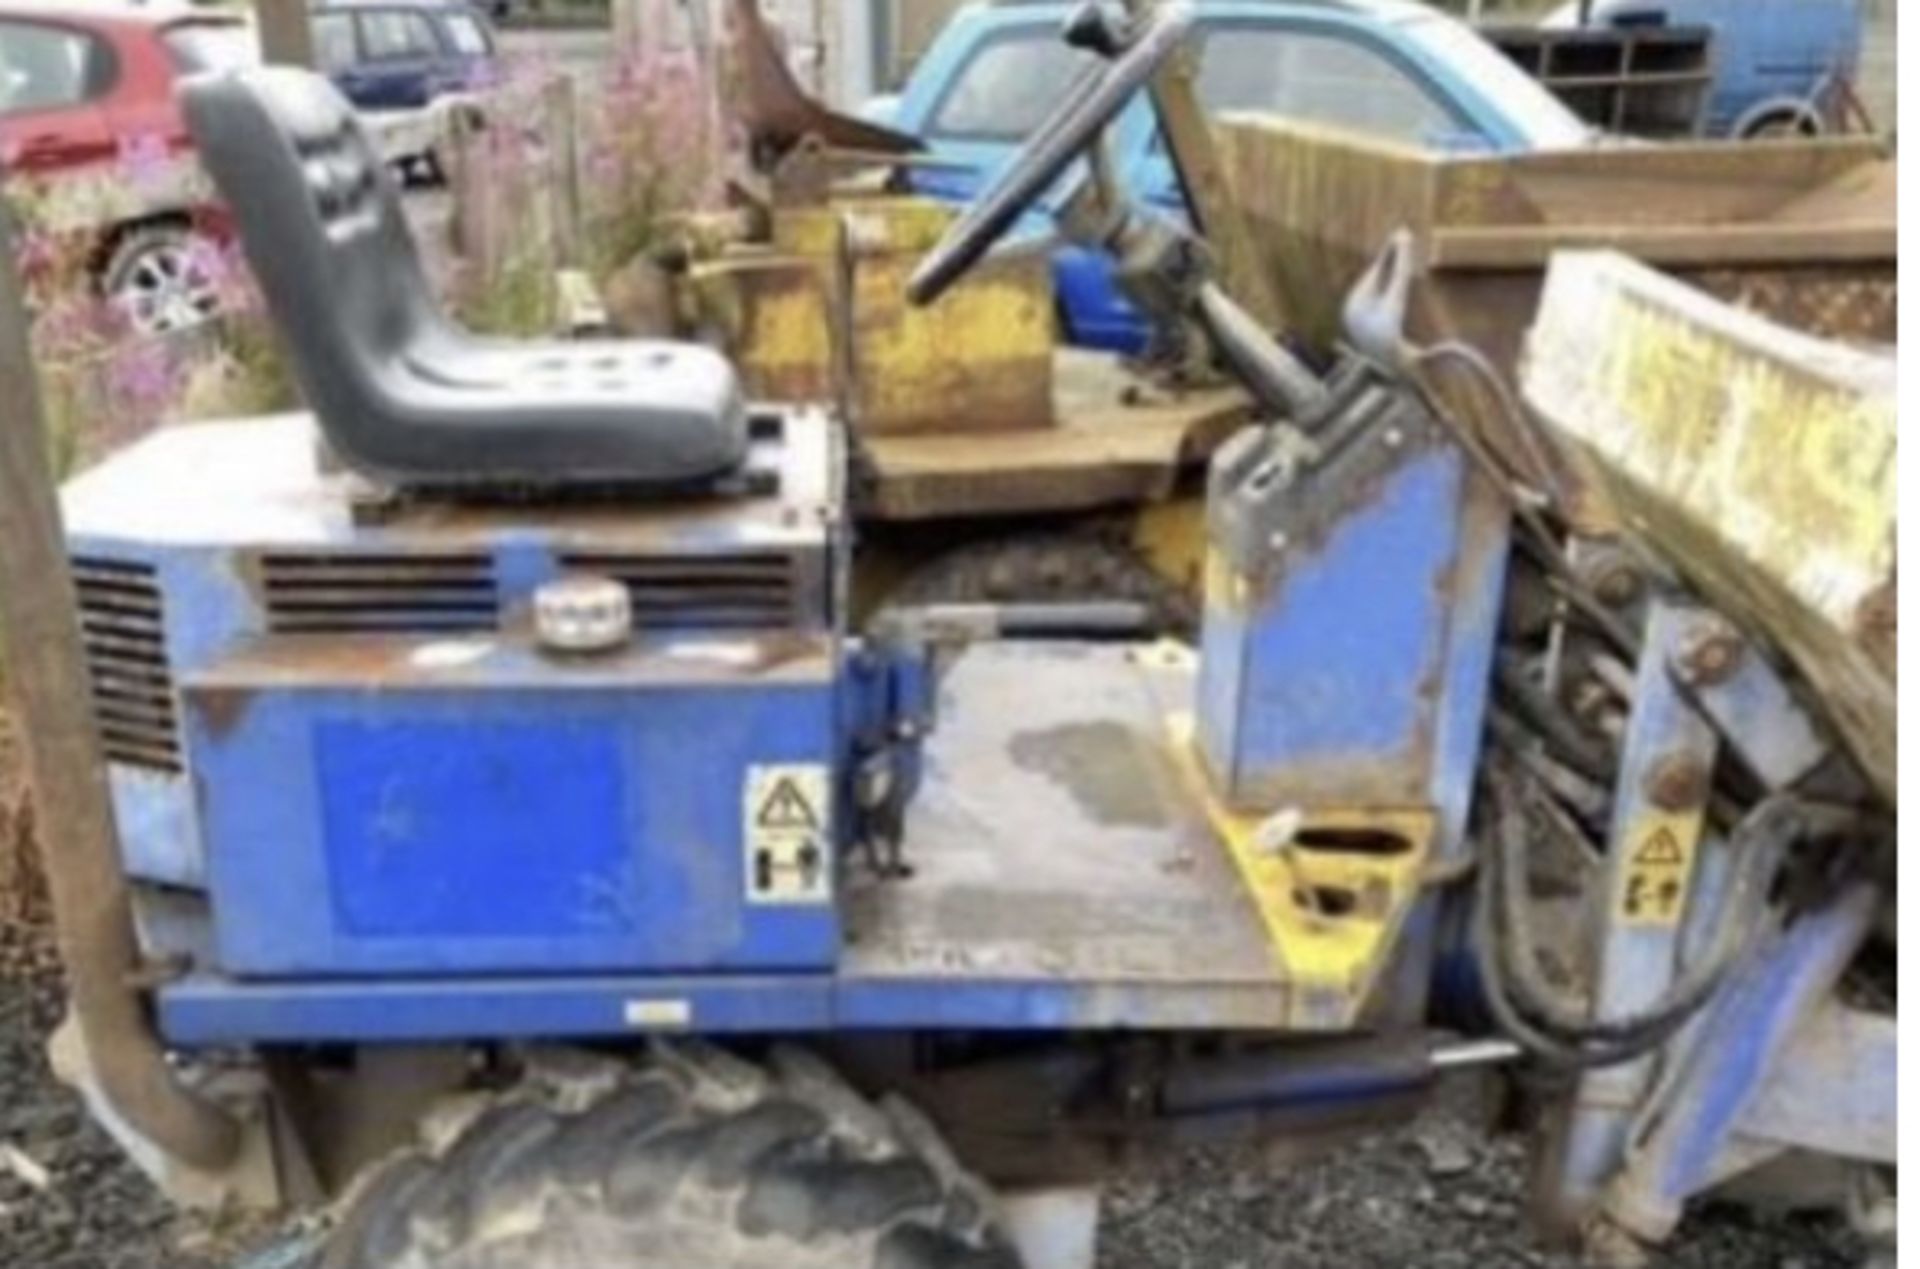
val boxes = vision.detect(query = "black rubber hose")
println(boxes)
[1494,654,1616,784]
[1469,787,1826,1067]
[1468,831,1672,1070]
[1490,790,1792,1044]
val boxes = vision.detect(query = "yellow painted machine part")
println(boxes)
[686,254,836,406]
[690,196,1055,436]
[1165,708,1437,1030]
[1130,497,1209,601]
[847,250,1052,434]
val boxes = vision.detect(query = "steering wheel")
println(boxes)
[905,0,1195,307]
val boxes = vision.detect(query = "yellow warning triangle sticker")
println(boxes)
[756,777,820,831]
[1632,826,1685,867]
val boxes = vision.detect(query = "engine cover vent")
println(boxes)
[259,552,499,633]
[557,551,799,629]
[71,556,180,773]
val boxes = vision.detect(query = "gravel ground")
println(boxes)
[1099,1104,1867,1269]
[0,923,240,1269]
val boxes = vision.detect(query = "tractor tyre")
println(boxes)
[889,533,1197,636]
[314,1044,1022,1269]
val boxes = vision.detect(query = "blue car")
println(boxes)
[880,0,1592,353]
[311,0,500,112]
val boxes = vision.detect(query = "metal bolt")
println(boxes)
[1673,616,1743,686]
[1591,563,1642,608]
[1644,754,1710,811]
[1570,546,1642,609]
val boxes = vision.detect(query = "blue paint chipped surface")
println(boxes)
[1199,445,1468,809]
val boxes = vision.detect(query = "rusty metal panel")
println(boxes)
[690,197,1054,435]
[1214,118,1896,358]
[847,246,1053,435]
[1523,251,1895,800]
[855,394,1237,519]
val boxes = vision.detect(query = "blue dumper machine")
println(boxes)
[16,6,1891,1267]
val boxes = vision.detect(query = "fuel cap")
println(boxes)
[534,574,632,654]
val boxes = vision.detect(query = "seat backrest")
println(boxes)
[180,67,749,492]
[181,67,437,433]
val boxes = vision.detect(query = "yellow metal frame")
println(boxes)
[679,196,1055,436]
[1166,709,1436,1029]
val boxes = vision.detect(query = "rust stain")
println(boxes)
[193,687,255,742]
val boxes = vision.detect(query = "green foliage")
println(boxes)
[455,245,560,337]
[447,45,722,333]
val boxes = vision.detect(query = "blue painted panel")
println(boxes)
[317,719,630,939]
[835,979,1286,1031]
[1200,445,1467,809]
[109,766,205,889]
[159,973,834,1044]
[1389,478,1510,1023]
[192,671,840,978]
[158,970,1296,1044]
[65,537,263,888]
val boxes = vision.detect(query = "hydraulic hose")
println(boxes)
[1491,792,1791,1044]
[1469,786,1829,1069]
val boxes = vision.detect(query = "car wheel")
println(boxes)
[1740,109,1821,140]
[99,224,225,337]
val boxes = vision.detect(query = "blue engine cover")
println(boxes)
[187,638,840,977]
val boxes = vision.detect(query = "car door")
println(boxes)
[0,17,119,177]
[339,8,444,109]
[433,9,499,93]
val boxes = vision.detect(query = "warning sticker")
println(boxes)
[744,765,832,905]
[1614,812,1701,927]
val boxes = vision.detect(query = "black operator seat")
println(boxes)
[179,67,746,492]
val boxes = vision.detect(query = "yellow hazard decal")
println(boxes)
[744,765,832,905]
[1614,810,1703,927]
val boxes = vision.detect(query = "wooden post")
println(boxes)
[255,0,316,68]
[545,75,584,270]
[611,0,647,59]
[0,197,240,1166]
[445,105,475,259]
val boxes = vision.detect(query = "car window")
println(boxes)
[1402,15,1592,148]
[313,13,357,73]
[358,10,440,61]
[1196,26,1465,147]
[928,26,1101,140]
[163,22,260,74]
[0,20,113,116]
[442,14,493,57]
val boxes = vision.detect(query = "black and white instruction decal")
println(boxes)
[744,764,832,904]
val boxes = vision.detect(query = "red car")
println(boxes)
[0,2,257,334]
